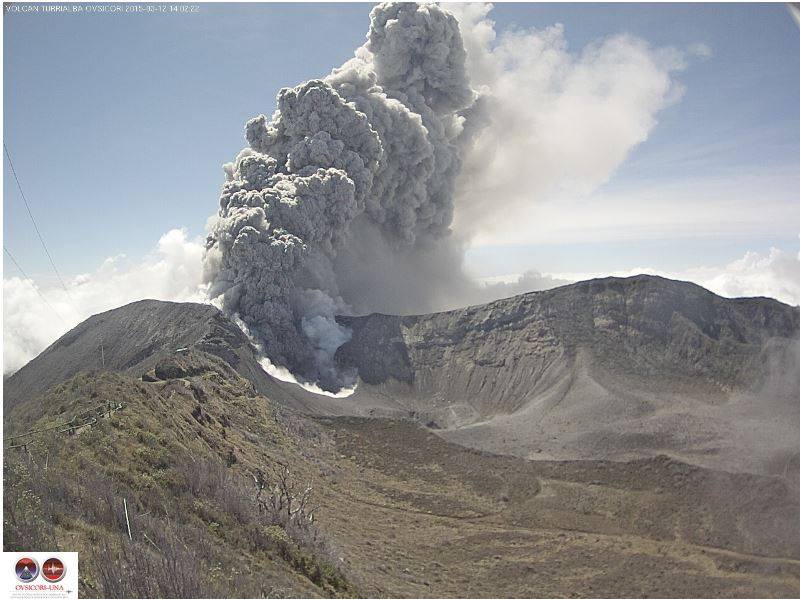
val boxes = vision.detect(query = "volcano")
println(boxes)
[5,276,800,597]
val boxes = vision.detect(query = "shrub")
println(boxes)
[92,529,214,599]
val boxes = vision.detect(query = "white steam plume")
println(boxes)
[448,3,689,246]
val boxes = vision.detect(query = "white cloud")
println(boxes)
[544,239,800,307]
[688,42,713,60]
[476,269,572,302]
[4,5,794,380]
[450,3,690,246]
[5,226,797,380]
[688,246,800,306]
[3,228,207,375]
[496,169,800,244]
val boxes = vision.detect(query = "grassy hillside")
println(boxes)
[4,351,355,597]
[6,348,800,597]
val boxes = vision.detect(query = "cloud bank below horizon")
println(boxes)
[3,229,206,375]
[5,230,798,377]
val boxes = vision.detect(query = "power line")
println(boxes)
[3,246,68,326]
[4,142,75,303]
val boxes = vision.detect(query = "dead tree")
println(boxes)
[253,462,318,533]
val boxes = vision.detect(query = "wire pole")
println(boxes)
[4,142,76,304]
[3,246,67,326]
[101,343,105,368]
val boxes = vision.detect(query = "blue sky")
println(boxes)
[3,2,799,280]
[4,3,373,280]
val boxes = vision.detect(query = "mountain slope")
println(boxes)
[4,353,356,597]
[3,299,369,418]
[6,275,799,475]
[5,275,800,597]
[337,275,798,405]
[336,275,800,475]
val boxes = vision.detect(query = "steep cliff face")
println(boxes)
[338,275,798,413]
[337,294,566,420]
[336,276,800,473]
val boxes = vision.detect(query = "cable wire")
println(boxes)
[4,142,75,303]
[3,246,68,326]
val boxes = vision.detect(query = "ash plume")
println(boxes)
[204,3,480,391]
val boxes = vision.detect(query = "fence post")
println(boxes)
[123,498,132,541]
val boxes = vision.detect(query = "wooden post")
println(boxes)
[123,498,132,541]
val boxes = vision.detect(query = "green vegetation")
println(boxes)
[4,360,356,598]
